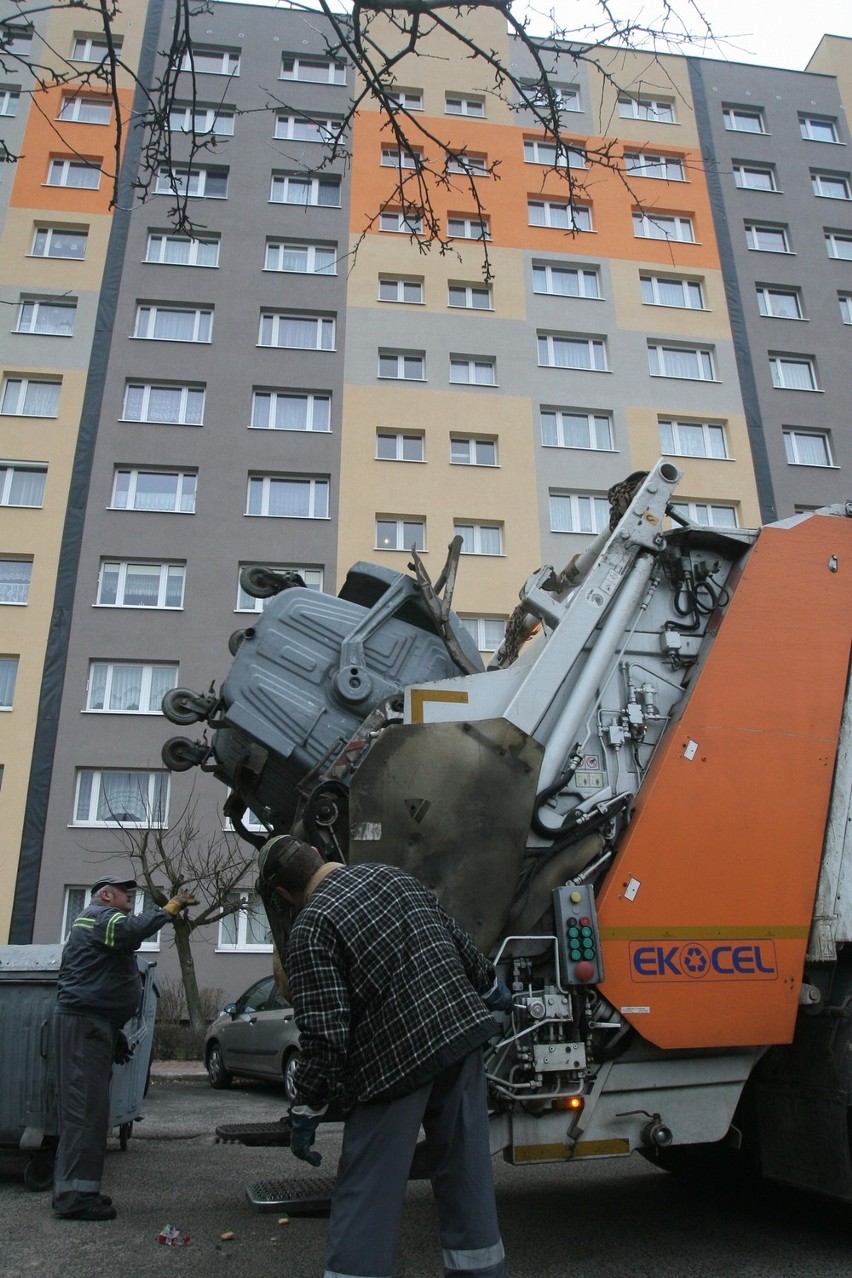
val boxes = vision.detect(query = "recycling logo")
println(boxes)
[680,943,710,977]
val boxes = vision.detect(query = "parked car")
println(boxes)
[204,974,300,1099]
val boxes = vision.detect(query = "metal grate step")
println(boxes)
[215,1120,292,1147]
[246,1176,335,1215]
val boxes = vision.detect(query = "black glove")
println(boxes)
[114,1030,134,1065]
[289,1111,322,1166]
[483,980,513,1013]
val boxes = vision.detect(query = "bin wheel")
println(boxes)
[23,1157,54,1192]
[162,687,216,726]
[119,1122,133,1151]
[162,737,208,772]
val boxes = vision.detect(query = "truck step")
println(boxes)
[215,1120,291,1147]
[245,1176,335,1215]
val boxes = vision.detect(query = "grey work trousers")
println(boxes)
[52,1010,116,1214]
[324,1048,506,1278]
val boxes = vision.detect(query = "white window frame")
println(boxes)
[217,891,273,952]
[376,431,425,462]
[58,95,112,124]
[0,559,31,605]
[62,885,161,949]
[133,304,212,343]
[460,615,506,653]
[0,656,18,709]
[0,463,46,508]
[839,293,852,325]
[550,491,610,535]
[280,54,346,85]
[670,501,739,528]
[379,210,423,234]
[73,769,170,828]
[387,88,422,111]
[769,355,818,391]
[826,231,852,260]
[450,356,497,386]
[447,215,490,241]
[618,95,675,123]
[110,468,197,514]
[447,152,488,176]
[658,418,728,459]
[246,475,329,520]
[1,88,21,117]
[72,35,120,61]
[539,408,613,452]
[274,114,342,143]
[445,95,485,117]
[447,282,492,309]
[270,174,341,207]
[800,115,839,143]
[532,263,600,298]
[31,226,88,259]
[523,139,585,167]
[155,166,228,198]
[625,151,685,181]
[520,82,580,113]
[537,333,607,372]
[723,106,766,134]
[121,382,204,425]
[16,298,77,335]
[1,377,61,417]
[783,429,834,467]
[453,522,503,555]
[756,286,802,319]
[236,565,324,612]
[96,560,186,609]
[251,390,331,433]
[733,162,777,191]
[648,343,715,381]
[47,158,101,189]
[380,146,421,169]
[85,661,179,714]
[258,313,335,351]
[180,46,240,75]
[378,350,425,380]
[450,436,497,466]
[745,222,791,253]
[169,103,235,136]
[528,200,592,231]
[640,274,704,309]
[375,517,425,552]
[632,212,694,242]
[264,241,337,275]
[145,232,220,267]
[379,276,424,304]
[811,171,851,200]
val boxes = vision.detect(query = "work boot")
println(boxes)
[56,1199,117,1221]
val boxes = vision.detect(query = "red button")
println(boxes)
[579,916,591,926]
[574,960,596,982]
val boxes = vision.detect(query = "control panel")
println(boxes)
[553,885,604,986]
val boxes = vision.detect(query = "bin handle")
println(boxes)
[39,1018,49,1059]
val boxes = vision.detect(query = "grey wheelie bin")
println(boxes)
[0,944,160,1188]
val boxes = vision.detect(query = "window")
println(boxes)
[31,226,87,259]
[769,355,818,391]
[376,518,425,551]
[447,153,488,176]
[62,886,161,948]
[640,274,704,309]
[460,616,505,653]
[839,294,852,325]
[733,162,777,192]
[155,166,227,198]
[280,54,345,84]
[180,46,240,75]
[122,382,204,425]
[454,522,503,554]
[446,95,484,117]
[528,200,592,231]
[271,173,341,206]
[632,212,694,242]
[447,282,491,309]
[134,304,212,342]
[800,115,839,143]
[448,215,490,240]
[376,432,424,461]
[379,350,425,380]
[533,262,600,298]
[618,96,674,123]
[826,231,852,260]
[723,106,765,133]
[97,561,185,608]
[756,286,802,319]
[1,88,20,116]
[169,103,235,135]
[251,390,330,432]
[1,377,60,416]
[16,299,77,335]
[145,232,219,267]
[2,26,32,55]
[387,88,422,111]
[625,152,684,181]
[58,95,112,124]
[450,356,496,385]
[218,892,273,951]
[659,418,727,459]
[72,35,121,61]
[258,313,334,350]
[540,409,612,451]
[550,491,609,534]
[811,171,851,200]
[47,158,101,189]
[274,114,342,143]
[0,657,19,709]
[380,146,421,169]
[648,343,715,381]
[378,208,424,237]
[523,139,585,167]
[110,468,197,513]
[0,464,46,508]
[450,437,496,466]
[236,565,324,612]
[247,476,329,519]
[745,222,790,253]
[0,559,31,605]
[86,662,179,712]
[783,430,833,467]
[379,276,424,304]
[670,501,738,528]
[265,241,337,275]
[520,81,580,113]
[538,333,607,371]
[73,769,169,826]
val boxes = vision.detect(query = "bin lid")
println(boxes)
[0,944,64,973]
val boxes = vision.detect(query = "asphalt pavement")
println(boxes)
[3,1074,852,1278]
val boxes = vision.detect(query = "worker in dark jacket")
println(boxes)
[257,834,511,1278]
[52,875,195,1220]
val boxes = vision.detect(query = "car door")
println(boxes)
[220,976,276,1074]
[249,982,296,1081]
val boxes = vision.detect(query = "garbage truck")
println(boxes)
[161,459,852,1200]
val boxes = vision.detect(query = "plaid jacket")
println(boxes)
[286,863,497,1108]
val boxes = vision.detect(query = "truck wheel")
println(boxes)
[119,1122,133,1151]
[640,1139,756,1182]
[23,1157,54,1192]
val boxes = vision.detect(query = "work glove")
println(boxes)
[163,891,197,916]
[483,979,513,1013]
[288,1111,323,1167]
[114,1030,134,1065]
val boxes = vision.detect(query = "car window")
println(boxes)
[237,976,274,1014]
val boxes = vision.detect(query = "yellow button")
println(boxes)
[570,891,582,904]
